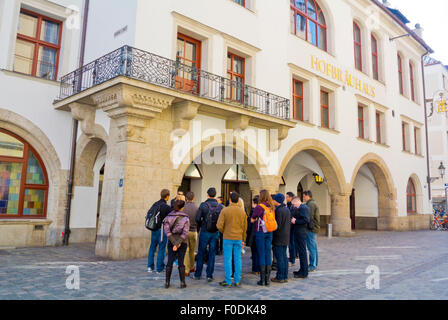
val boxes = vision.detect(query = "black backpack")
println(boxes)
[205,202,222,233]
[145,202,162,231]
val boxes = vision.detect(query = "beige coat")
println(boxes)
[217,203,248,242]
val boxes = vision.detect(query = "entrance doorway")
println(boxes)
[221,165,250,211]
[179,163,203,194]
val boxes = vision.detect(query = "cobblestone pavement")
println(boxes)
[0,230,447,300]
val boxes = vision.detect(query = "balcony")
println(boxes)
[56,45,291,121]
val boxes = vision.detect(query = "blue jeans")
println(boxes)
[289,226,296,264]
[306,231,318,269]
[273,245,288,280]
[255,231,273,267]
[147,229,168,272]
[194,231,219,279]
[223,239,242,284]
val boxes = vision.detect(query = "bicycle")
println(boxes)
[431,210,448,231]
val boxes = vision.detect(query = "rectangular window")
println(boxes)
[353,22,362,71]
[410,63,415,102]
[176,33,202,94]
[14,9,62,80]
[227,52,245,103]
[321,90,329,128]
[402,122,407,151]
[358,106,365,139]
[376,112,382,144]
[293,79,304,121]
[414,127,420,155]
[371,35,379,80]
[398,54,404,95]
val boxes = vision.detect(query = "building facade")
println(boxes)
[425,58,448,209]
[0,0,432,259]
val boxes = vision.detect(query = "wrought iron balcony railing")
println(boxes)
[58,46,290,120]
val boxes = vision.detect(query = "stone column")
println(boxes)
[330,193,354,236]
[92,84,175,260]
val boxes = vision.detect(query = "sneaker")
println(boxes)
[294,274,308,279]
[207,277,214,283]
[309,267,316,273]
[271,278,283,283]
[233,282,242,288]
[147,267,154,273]
[219,281,232,287]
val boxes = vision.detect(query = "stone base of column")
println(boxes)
[330,216,355,237]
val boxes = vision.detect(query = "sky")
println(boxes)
[389,0,448,64]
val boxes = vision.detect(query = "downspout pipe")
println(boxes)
[63,0,90,246]
[421,52,432,201]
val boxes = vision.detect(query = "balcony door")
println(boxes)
[227,53,245,103]
[176,33,201,94]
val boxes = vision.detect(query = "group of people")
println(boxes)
[146,187,320,289]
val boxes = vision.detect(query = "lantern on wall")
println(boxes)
[313,173,324,185]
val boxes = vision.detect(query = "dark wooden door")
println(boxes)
[350,189,356,230]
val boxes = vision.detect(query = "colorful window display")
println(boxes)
[0,129,48,218]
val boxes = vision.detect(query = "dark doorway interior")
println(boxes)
[350,189,356,230]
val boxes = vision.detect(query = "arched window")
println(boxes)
[222,165,248,182]
[398,53,404,95]
[353,22,362,71]
[290,0,327,51]
[371,35,379,80]
[0,129,48,218]
[406,179,416,214]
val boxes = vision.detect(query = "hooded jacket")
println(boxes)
[163,211,190,246]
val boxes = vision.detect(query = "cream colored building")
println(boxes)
[425,57,448,209]
[0,0,433,259]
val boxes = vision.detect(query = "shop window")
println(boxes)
[0,129,48,218]
[14,9,62,80]
[290,0,327,51]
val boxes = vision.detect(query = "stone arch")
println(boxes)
[350,153,398,230]
[74,133,108,187]
[0,108,64,243]
[278,139,347,195]
[174,134,273,194]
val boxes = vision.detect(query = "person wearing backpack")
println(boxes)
[271,194,291,284]
[291,196,311,279]
[146,189,172,273]
[193,187,224,282]
[304,191,320,272]
[250,190,277,286]
[163,199,190,289]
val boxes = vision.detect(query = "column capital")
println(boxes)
[92,84,175,143]
[172,100,200,135]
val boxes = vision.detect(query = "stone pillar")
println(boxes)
[92,84,175,260]
[330,193,354,236]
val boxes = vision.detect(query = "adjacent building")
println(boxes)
[0,0,433,259]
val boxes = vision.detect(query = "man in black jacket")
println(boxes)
[193,188,224,282]
[286,192,296,267]
[291,196,310,279]
[271,194,291,284]
[147,189,172,273]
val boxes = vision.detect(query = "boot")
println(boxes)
[179,267,187,289]
[257,267,266,286]
[265,266,271,286]
[165,266,173,289]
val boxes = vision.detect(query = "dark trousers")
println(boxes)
[251,243,260,272]
[218,232,224,254]
[273,245,288,280]
[255,231,273,267]
[167,242,187,268]
[293,227,308,277]
[194,231,219,279]
[288,226,296,264]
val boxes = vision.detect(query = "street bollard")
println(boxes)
[327,224,333,239]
